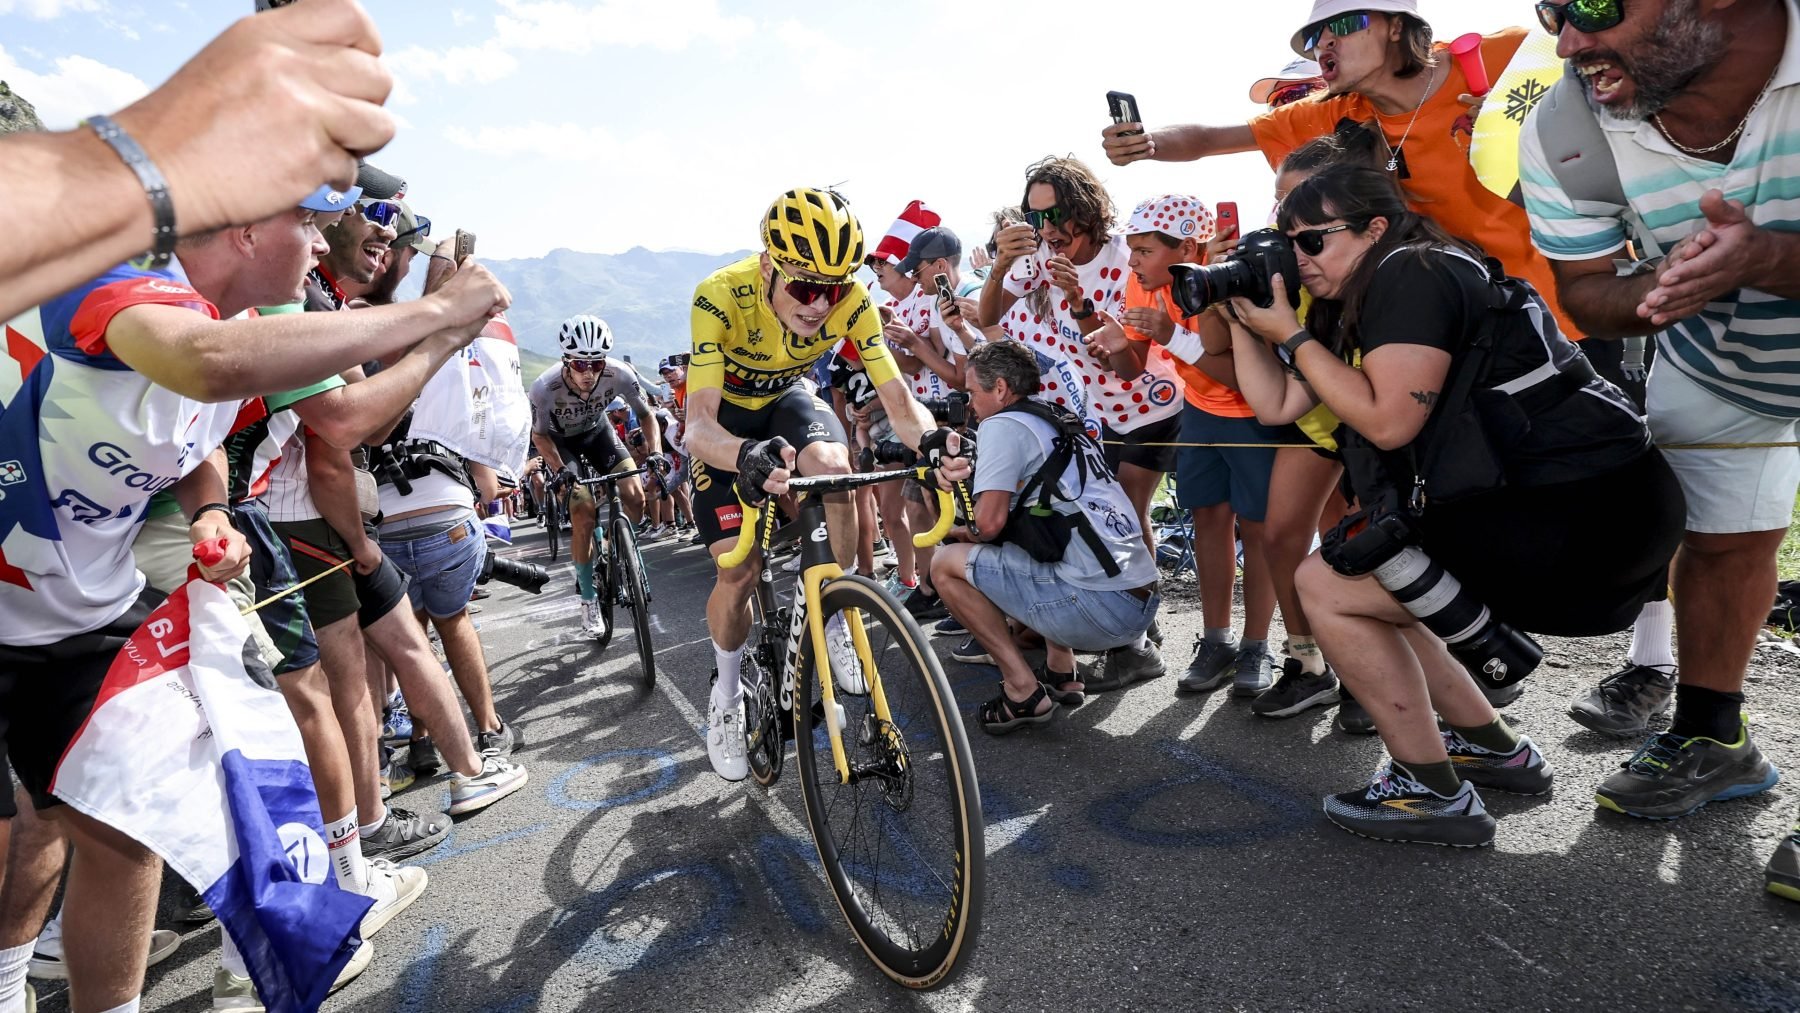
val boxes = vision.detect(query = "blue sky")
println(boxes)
[2,0,1526,260]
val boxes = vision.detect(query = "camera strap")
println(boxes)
[998,399,1124,578]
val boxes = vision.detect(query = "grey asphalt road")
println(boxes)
[51,520,1800,1012]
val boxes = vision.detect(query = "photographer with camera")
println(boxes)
[933,341,1164,733]
[1223,165,1683,847]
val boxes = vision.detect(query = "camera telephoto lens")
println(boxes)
[479,549,550,594]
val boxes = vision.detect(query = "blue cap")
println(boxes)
[300,184,362,212]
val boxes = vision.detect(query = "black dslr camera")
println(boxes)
[478,545,549,595]
[1320,504,1544,690]
[918,391,971,429]
[1168,228,1302,316]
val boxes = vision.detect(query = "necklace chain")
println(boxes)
[1653,63,1781,157]
[1385,62,1438,173]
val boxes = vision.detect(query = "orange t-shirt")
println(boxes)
[1120,274,1255,419]
[1248,27,1583,340]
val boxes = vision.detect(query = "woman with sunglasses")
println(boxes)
[1226,165,1684,847]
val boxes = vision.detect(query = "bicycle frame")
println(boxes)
[721,467,959,784]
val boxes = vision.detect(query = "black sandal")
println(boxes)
[979,683,1057,736]
[1040,668,1085,708]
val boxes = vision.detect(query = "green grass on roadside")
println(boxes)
[1779,495,1800,582]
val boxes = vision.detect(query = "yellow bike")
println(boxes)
[719,467,983,989]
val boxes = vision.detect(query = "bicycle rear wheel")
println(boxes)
[544,492,562,562]
[793,574,983,990]
[615,514,655,687]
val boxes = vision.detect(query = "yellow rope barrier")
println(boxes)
[238,558,354,616]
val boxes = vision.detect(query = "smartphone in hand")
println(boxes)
[1215,202,1240,243]
[454,229,476,261]
[1106,91,1143,135]
[934,273,955,315]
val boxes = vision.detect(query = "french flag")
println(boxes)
[49,576,371,1013]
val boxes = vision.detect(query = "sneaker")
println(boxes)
[1231,643,1275,697]
[360,859,428,938]
[883,573,914,598]
[379,758,415,799]
[1146,618,1162,646]
[176,883,215,924]
[1568,663,1676,737]
[475,719,520,756]
[1078,641,1167,692]
[825,613,868,695]
[1442,730,1555,796]
[1766,821,1800,902]
[1336,694,1378,735]
[448,754,530,816]
[1251,659,1341,718]
[407,736,441,777]
[29,922,180,980]
[213,968,264,1011]
[874,540,898,567]
[706,687,749,782]
[1482,680,1526,709]
[1323,763,1496,848]
[901,586,949,622]
[381,691,413,742]
[1594,718,1780,820]
[1177,637,1239,694]
[950,637,994,666]
[361,805,451,861]
[580,598,603,637]
[934,614,967,635]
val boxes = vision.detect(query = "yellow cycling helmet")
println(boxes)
[761,188,865,280]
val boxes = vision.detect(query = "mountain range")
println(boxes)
[484,246,753,372]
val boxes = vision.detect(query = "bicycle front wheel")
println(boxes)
[614,514,655,687]
[793,574,983,990]
[544,493,562,562]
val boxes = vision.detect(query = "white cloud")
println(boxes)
[451,7,476,27]
[491,0,755,53]
[443,121,629,162]
[0,44,148,129]
[0,0,98,17]
[384,40,519,104]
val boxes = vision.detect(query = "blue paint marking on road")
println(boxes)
[1050,864,1095,892]
[395,923,538,1012]
[545,747,679,811]
[414,822,552,868]
[1717,970,1800,1010]
[1087,741,1311,848]
[559,863,743,975]
[753,833,827,934]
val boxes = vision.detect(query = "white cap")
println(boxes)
[1291,0,1421,57]
[1123,195,1214,244]
[1249,57,1324,104]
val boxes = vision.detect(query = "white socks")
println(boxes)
[713,642,745,703]
[0,941,34,1013]
[97,1001,141,1013]
[1290,635,1327,675]
[326,811,372,894]
[1629,598,1676,672]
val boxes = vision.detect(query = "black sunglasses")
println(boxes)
[1290,223,1353,256]
[1536,0,1624,35]
[1023,205,1072,231]
[1301,11,1372,54]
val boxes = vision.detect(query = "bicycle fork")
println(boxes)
[790,497,888,785]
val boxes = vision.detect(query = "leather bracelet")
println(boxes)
[1282,329,1316,357]
[190,502,233,526]
[82,113,176,268]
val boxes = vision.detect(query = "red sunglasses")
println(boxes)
[771,260,853,307]
[564,358,606,373]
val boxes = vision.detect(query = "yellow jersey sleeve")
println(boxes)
[688,272,734,397]
[841,287,902,390]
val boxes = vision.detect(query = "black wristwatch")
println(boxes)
[1070,298,1096,321]
[1282,329,1316,357]
[190,502,233,525]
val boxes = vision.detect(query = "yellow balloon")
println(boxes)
[1471,31,1566,202]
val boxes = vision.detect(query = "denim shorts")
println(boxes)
[965,541,1158,653]
[379,518,485,620]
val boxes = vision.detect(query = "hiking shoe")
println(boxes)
[1324,763,1495,848]
[1251,659,1341,718]
[1231,643,1275,697]
[361,805,451,862]
[950,637,994,666]
[360,859,428,938]
[407,736,442,777]
[826,613,868,695]
[901,586,949,622]
[475,720,520,756]
[1177,637,1239,693]
[1765,822,1800,902]
[1595,718,1779,819]
[30,922,180,979]
[1481,680,1525,709]
[381,691,413,742]
[1443,730,1555,796]
[448,754,529,816]
[706,686,749,782]
[1078,642,1166,692]
[1568,664,1676,737]
[1337,694,1378,735]
[935,615,966,635]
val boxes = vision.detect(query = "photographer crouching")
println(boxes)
[932,341,1164,735]
[1222,165,1683,848]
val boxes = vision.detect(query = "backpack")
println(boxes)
[993,398,1124,579]
[1530,72,1655,379]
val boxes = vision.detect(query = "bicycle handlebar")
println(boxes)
[717,466,968,569]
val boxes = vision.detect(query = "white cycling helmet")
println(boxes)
[558,314,614,360]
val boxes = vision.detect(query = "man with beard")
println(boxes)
[1520,0,1800,901]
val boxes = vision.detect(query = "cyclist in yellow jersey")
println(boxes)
[685,187,967,782]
